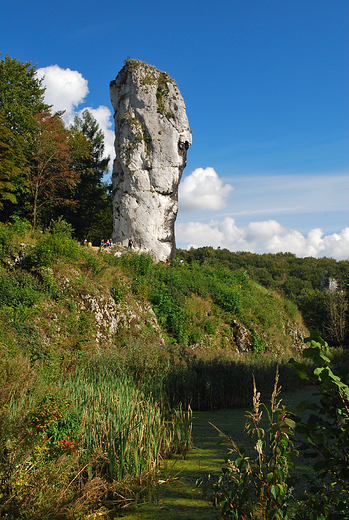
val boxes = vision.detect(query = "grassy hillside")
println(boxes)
[0,219,309,402]
[178,246,349,347]
[0,219,328,518]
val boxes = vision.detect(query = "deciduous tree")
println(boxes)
[0,54,49,220]
[0,113,22,209]
[27,110,80,230]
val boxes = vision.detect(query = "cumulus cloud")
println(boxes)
[179,167,233,211]
[36,65,89,124]
[36,65,114,164]
[176,218,349,260]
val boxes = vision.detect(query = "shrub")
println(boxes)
[0,217,32,261]
[30,231,80,267]
[199,341,349,518]
[83,250,106,275]
[48,216,74,238]
[212,282,241,314]
[0,268,43,308]
[29,392,81,459]
[292,341,349,517]
[110,279,125,303]
[198,369,297,519]
[252,330,266,353]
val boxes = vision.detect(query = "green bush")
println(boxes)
[0,268,43,308]
[48,216,74,238]
[199,341,349,518]
[0,218,32,261]
[119,251,153,277]
[110,279,125,303]
[83,250,106,275]
[212,282,241,314]
[292,341,349,517]
[30,232,80,267]
[252,330,266,353]
[29,392,81,459]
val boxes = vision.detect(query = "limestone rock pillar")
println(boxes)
[110,60,192,262]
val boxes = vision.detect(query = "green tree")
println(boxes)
[0,54,48,137]
[0,54,49,220]
[0,113,22,208]
[66,109,111,243]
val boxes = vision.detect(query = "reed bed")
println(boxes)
[0,358,192,517]
[62,366,192,484]
[161,352,305,411]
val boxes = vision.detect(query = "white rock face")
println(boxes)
[110,60,192,262]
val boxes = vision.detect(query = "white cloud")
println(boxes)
[179,167,233,211]
[319,228,349,259]
[36,65,115,165]
[36,65,89,124]
[176,218,349,260]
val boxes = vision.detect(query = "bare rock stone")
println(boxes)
[232,320,253,352]
[110,60,192,262]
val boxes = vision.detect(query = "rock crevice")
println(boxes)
[110,60,192,261]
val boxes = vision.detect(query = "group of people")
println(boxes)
[81,237,135,251]
[101,238,113,248]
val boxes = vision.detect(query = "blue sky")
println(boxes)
[2,0,348,259]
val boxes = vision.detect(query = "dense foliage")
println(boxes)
[0,55,112,239]
[200,342,349,519]
[0,223,348,518]
[178,247,349,347]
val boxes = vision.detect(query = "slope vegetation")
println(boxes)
[0,219,310,518]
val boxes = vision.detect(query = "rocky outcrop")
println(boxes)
[110,60,192,262]
[37,265,165,351]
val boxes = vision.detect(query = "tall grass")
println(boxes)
[161,352,304,411]
[0,353,192,517]
[63,364,192,484]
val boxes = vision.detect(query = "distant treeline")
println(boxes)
[177,247,349,347]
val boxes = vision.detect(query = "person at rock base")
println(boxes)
[128,238,133,249]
